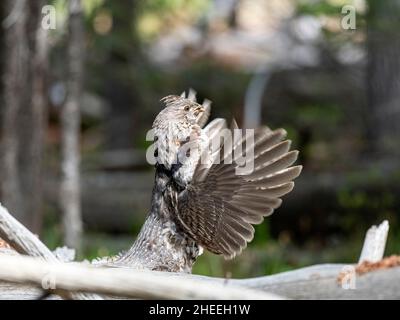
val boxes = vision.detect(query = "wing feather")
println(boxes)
[176,123,301,258]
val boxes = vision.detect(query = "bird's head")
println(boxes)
[152,95,206,170]
[154,95,205,127]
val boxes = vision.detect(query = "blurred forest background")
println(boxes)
[0,0,400,278]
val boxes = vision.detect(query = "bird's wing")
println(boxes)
[176,124,302,258]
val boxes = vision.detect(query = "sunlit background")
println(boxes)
[1,0,400,278]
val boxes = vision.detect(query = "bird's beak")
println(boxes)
[194,106,205,118]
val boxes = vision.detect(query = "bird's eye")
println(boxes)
[184,106,190,111]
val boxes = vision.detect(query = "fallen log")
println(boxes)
[0,200,398,300]
[1,256,400,300]
[0,254,282,300]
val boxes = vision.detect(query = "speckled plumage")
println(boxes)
[99,91,301,273]
[105,167,202,272]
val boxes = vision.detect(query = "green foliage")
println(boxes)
[136,0,210,41]
[297,103,343,128]
[250,221,272,246]
[297,0,350,16]
[81,0,105,16]
[82,233,130,261]
[42,207,63,250]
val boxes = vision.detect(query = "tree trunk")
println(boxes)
[0,0,28,222]
[366,0,400,156]
[28,0,49,233]
[17,0,49,234]
[60,0,85,250]
[1,1,49,233]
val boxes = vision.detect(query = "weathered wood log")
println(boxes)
[0,254,282,300]
[0,203,100,299]
[230,264,400,299]
[0,201,398,300]
[0,203,59,261]
[1,257,400,300]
